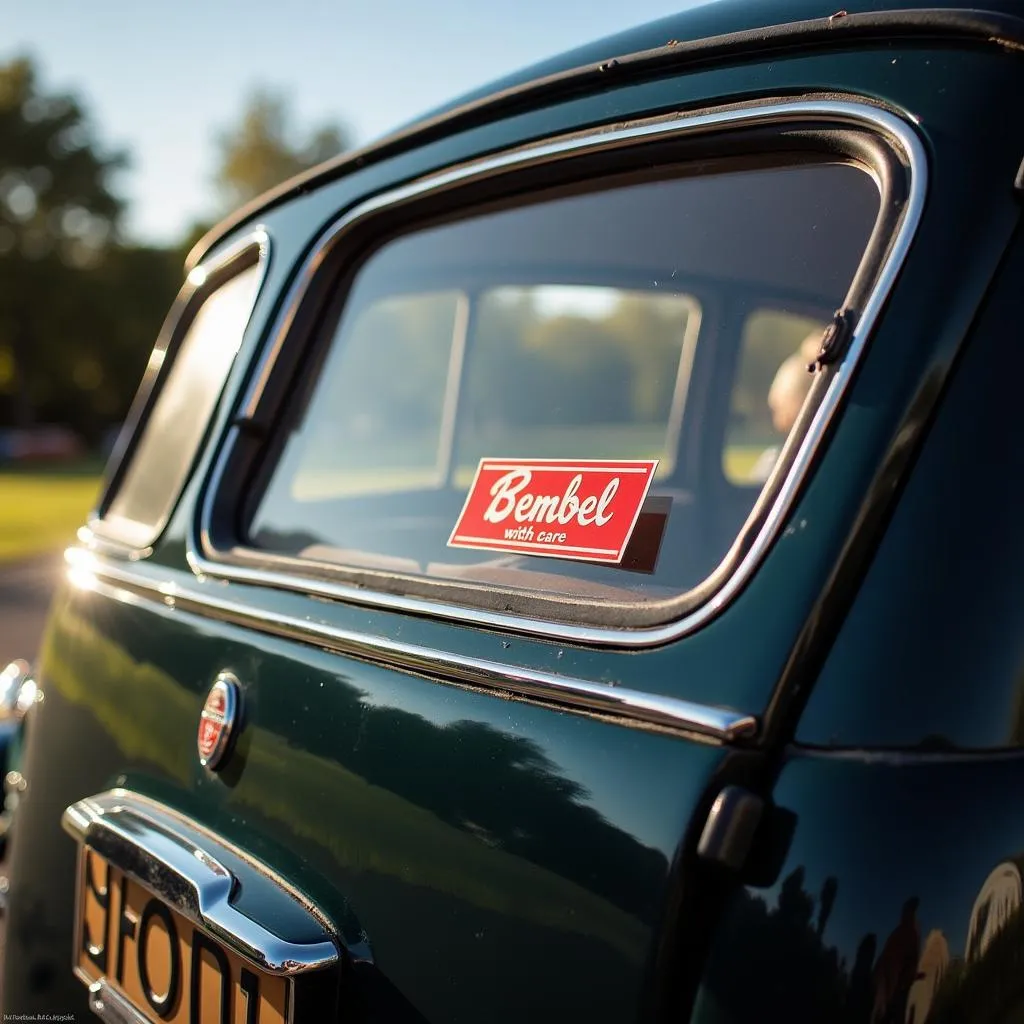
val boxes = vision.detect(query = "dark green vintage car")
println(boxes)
[4,0,1024,1020]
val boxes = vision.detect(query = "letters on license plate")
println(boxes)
[74,846,287,1023]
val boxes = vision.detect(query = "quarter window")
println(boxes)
[98,253,263,548]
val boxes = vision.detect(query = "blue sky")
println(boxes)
[5,0,701,245]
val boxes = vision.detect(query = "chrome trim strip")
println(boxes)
[65,548,758,742]
[187,97,927,648]
[85,228,272,558]
[63,789,339,975]
[0,658,36,722]
[86,976,151,1024]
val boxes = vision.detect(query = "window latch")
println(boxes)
[808,309,856,373]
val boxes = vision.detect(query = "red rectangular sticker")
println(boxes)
[448,458,659,563]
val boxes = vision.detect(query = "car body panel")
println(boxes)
[696,748,1024,1023]
[798,232,1024,751]
[4,578,731,1020]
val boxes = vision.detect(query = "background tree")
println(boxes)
[817,876,839,939]
[0,65,353,448]
[68,245,183,441]
[215,89,350,209]
[0,56,128,431]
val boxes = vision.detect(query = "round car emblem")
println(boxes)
[197,673,240,771]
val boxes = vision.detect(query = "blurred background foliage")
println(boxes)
[214,88,351,212]
[0,56,348,446]
[0,53,801,458]
[0,51,809,562]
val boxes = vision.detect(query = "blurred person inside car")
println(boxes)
[750,330,823,483]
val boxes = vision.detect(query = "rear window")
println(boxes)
[244,160,880,614]
[98,247,264,548]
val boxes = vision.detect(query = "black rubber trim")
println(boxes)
[186,7,1024,270]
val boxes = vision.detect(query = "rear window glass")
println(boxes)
[101,261,261,548]
[247,160,879,611]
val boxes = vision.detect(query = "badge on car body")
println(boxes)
[197,672,240,770]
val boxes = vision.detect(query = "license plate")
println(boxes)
[74,846,288,1023]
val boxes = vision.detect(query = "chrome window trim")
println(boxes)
[65,547,758,743]
[187,97,926,647]
[63,788,339,976]
[80,975,151,1024]
[86,229,272,556]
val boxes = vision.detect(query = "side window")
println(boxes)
[724,310,829,486]
[233,158,882,624]
[97,248,264,549]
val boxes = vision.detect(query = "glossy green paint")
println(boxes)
[798,231,1024,751]
[695,747,1024,1023]
[6,581,730,1019]
[4,7,1024,1022]
[411,0,1024,123]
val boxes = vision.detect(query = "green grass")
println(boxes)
[0,463,102,562]
[723,444,770,483]
[0,443,770,564]
[293,425,675,499]
[293,441,777,500]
